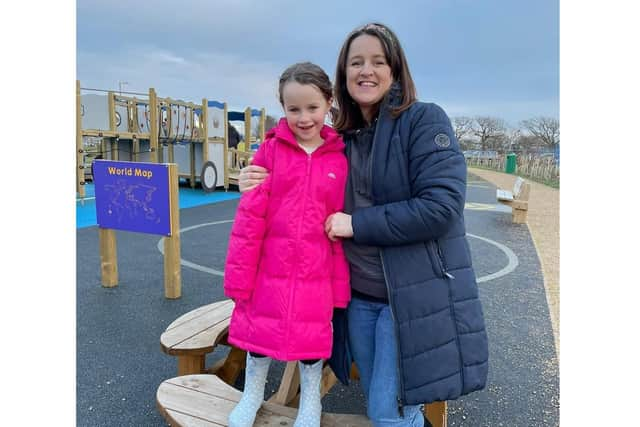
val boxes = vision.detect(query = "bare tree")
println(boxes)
[520,117,559,148]
[473,116,507,151]
[504,127,522,152]
[458,138,475,151]
[516,134,545,155]
[453,116,474,142]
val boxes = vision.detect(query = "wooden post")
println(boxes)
[99,228,118,287]
[132,98,140,136]
[177,355,205,376]
[164,163,181,299]
[149,88,158,163]
[202,99,209,164]
[76,80,85,198]
[259,107,265,142]
[424,401,447,427]
[212,347,246,385]
[108,91,116,132]
[222,102,229,190]
[99,138,106,165]
[188,103,196,188]
[189,136,196,188]
[166,99,175,163]
[110,136,118,160]
[132,136,139,163]
[107,92,119,161]
[270,361,301,406]
[244,107,251,152]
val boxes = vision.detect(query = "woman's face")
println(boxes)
[345,34,393,122]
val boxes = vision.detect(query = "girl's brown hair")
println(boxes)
[278,62,333,105]
[333,22,417,132]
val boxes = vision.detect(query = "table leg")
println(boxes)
[177,354,205,376]
[425,401,447,427]
[269,361,300,406]
[214,347,247,385]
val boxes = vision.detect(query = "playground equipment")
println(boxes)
[76,80,266,198]
[226,107,265,186]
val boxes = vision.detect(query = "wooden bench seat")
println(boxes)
[157,374,371,427]
[158,300,447,426]
[160,300,247,383]
[496,176,531,224]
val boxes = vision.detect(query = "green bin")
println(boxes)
[505,153,517,174]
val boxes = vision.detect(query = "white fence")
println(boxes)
[465,152,560,185]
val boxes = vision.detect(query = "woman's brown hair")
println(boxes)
[333,22,417,132]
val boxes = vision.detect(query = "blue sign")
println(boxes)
[93,160,172,236]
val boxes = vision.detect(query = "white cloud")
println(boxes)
[77,44,284,118]
[146,50,188,65]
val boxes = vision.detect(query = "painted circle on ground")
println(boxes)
[159,222,519,283]
[467,233,519,282]
[156,220,233,276]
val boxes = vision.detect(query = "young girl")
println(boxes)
[223,62,350,427]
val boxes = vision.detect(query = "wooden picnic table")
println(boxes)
[158,299,446,426]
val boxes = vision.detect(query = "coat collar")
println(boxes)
[265,117,344,153]
[383,81,403,110]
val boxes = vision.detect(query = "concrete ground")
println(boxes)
[76,172,559,426]
[468,167,559,359]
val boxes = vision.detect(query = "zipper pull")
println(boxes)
[444,271,455,279]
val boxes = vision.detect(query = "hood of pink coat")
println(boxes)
[267,118,344,153]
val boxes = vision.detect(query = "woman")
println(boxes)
[239,22,488,427]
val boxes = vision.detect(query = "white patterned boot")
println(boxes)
[294,360,323,427]
[228,353,271,427]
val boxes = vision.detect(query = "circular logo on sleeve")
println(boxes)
[435,133,451,148]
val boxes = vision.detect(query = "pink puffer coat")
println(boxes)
[224,118,350,361]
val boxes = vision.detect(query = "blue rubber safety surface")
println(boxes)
[76,182,240,229]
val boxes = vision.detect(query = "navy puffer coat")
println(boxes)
[330,87,489,406]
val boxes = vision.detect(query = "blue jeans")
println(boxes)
[347,296,424,427]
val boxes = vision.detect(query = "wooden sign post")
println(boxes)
[99,228,118,287]
[163,164,181,298]
[94,160,182,299]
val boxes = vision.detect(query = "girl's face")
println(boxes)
[281,82,332,145]
[345,34,393,123]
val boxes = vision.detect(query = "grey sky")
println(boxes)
[77,0,558,127]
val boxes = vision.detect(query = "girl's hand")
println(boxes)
[239,165,269,192]
[325,212,353,241]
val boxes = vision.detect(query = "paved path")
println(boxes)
[468,168,559,358]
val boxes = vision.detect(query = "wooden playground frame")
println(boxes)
[76,80,265,198]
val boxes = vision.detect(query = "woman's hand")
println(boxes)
[325,212,354,241]
[238,165,269,192]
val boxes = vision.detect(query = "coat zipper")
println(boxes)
[428,240,455,279]
[380,250,406,418]
[370,111,405,416]
[285,152,313,353]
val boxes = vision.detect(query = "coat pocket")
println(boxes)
[426,240,454,279]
